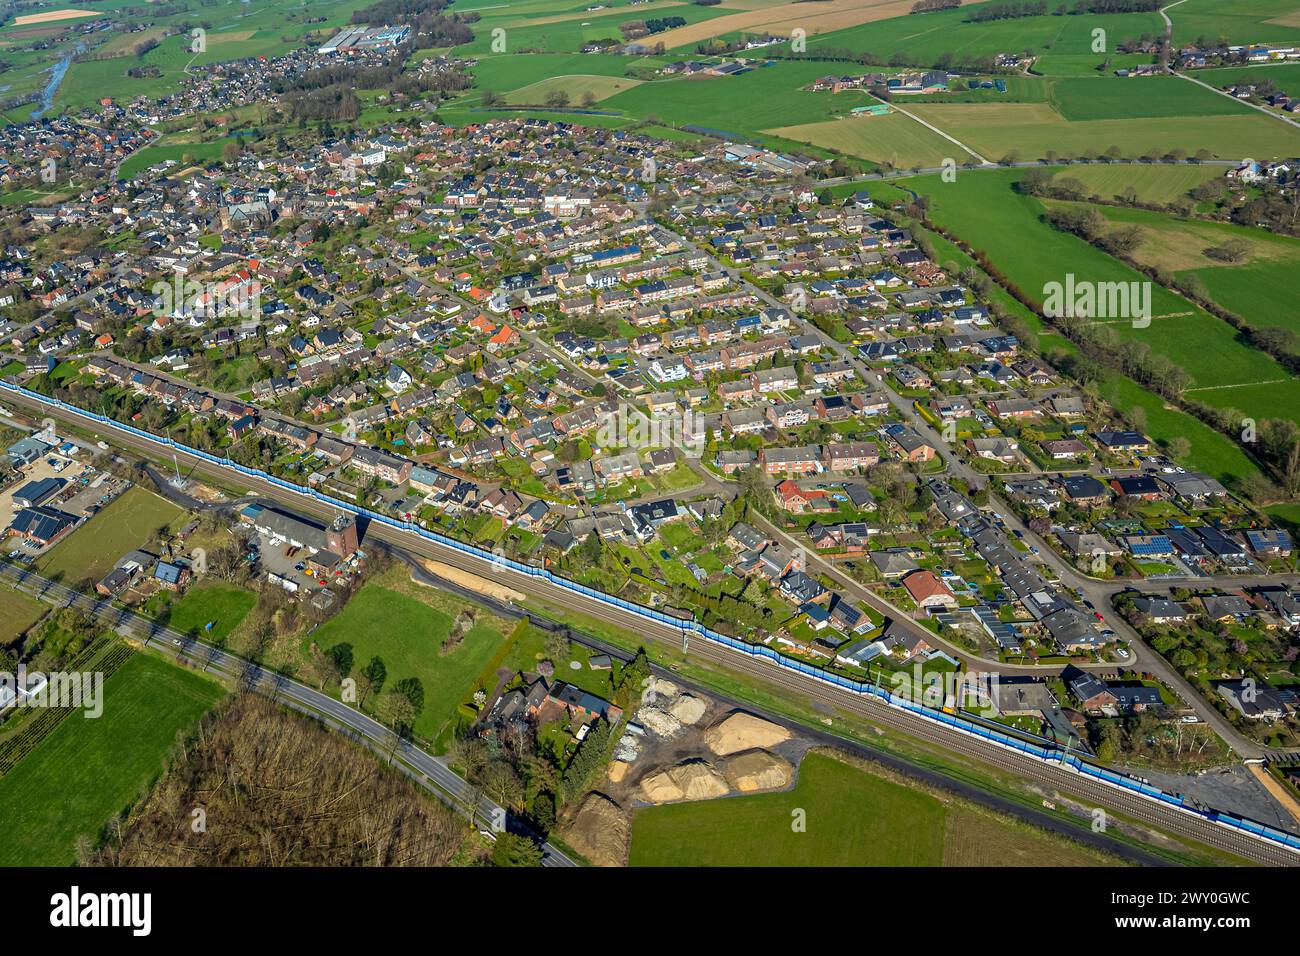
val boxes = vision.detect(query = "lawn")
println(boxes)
[162,580,256,642]
[0,584,46,646]
[37,486,187,585]
[310,583,511,745]
[0,653,224,866]
[629,750,1108,866]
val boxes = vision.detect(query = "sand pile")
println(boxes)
[722,750,793,792]
[704,712,792,756]
[639,759,730,803]
[669,693,708,725]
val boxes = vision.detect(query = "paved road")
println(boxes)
[0,560,576,867]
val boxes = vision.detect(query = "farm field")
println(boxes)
[0,584,46,645]
[807,7,1164,68]
[36,486,186,585]
[0,653,224,866]
[643,0,929,52]
[628,751,1109,866]
[1169,0,1300,46]
[309,582,512,745]
[906,102,1300,161]
[767,111,956,168]
[909,170,1296,394]
[1045,164,1223,205]
[505,73,644,105]
[452,0,732,56]
[1047,76,1247,121]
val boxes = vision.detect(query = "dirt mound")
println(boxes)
[639,759,731,803]
[607,760,630,784]
[645,676,680,701]
[722,750,793,793]
[669,693,708,725]
[671,759,730,800]
[564,792,629,867]
[639,770,685,804]
[704,712,792,756]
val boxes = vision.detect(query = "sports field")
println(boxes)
[629,751,1109,866]
[0,653,224,866]
[37,486,186,584]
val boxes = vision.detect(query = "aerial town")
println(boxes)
[0,0,1296,904]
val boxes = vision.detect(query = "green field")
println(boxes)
[37,486,186,585]
[908,102,1300,162]
[807,8,1166,69]
[118,137,228,180]
[310,583,511,744]
[0,585,46,645]
[1046,164,1223,205]
[1169,0,1300,46]
[163,580,256,642]
[1067,201,1300,339]
[629,751,1107,866]
[768,111,955,168]
[0,653,224,866]
[909,169,1299,408]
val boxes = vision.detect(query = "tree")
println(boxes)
[492,832,543,867]
[359,655,387,704]
[378,689,417,737]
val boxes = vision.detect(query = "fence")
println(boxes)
[4,378,1297,854]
